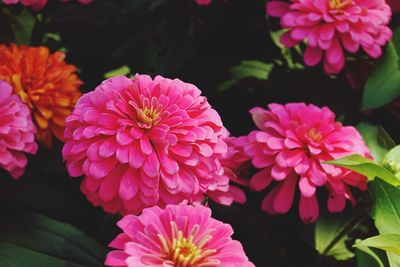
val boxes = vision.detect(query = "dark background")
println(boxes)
[0,0,399,266]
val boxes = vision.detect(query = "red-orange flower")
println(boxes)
[0,44,82,147]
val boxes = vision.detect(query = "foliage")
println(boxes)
[0,0,400,267]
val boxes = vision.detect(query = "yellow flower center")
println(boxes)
[137,106,161,129]
[329,0,352,10]
[308,128,322,142]
[157,223,218,267]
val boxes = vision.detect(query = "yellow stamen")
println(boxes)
[137,106,161,128]
[329,0,352,9]
[308,128,322,142]
[159,222,217,267]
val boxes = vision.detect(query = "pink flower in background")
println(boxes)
[105,203,255,267]
[266,0,392,74]
[0,80,38,179]
[207,136,250,205]
[196,0,213,5]
[386,0,400,12]
[62,75,227,214]
[196,0,227,5]
[2,0,92,10]
[242,103,370,223]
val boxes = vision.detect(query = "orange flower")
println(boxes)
[0,44,82,148]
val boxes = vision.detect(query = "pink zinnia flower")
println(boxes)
[62,75,227,214]
[0,80,38,179]
[2,0,92,10]
[207,136,250,205]
[105,203,255,267]
[242,103,370,223]
[386,0,400,12]
[266,0,392,74]
[196,0,227,5]
[196,0,213,5]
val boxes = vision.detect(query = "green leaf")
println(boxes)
[315,210,366,260]
[12,9,36,45]
[391,27,400,63]
[325,154,400,186]
[362,42,400,110]
[372,178,400,266]
[355,234,400,256]
[104,65,131,78]
[357,122,396,163]
[356,245,387,267]
[270,30,304,70]
[381,145,400,179]
[372,179,400,237]
[0,213,106,267]
[218,60,273,91]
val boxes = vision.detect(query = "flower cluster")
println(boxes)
[266,0,392,74]
[105,203,254,267]
[196,0,227,5]
[207,136,250,205]
[63,75,228,215]
[241,103,370,222]
[0,44,82,147]
[0,80,37,178]
[2,0,92,10]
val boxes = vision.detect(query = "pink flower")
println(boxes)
[62,75,227,214]
[105,203,255,267]
[0,80,38,179]
[2,0,92,10]
[386,0,400,12]
[196,0,213,5]
[207,136,250,205]
[266,0,392,74]
[196,0,227,5]
[242,103,370,223]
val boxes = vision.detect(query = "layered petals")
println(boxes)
[105,204,254,267]
[242,102,370,223]
[266,0,392,74]
[63,75,228,215]
[0,80,38,178]
[0,44,82,147]
[207,136,251,205]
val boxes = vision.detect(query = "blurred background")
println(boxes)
[1,1,399,266]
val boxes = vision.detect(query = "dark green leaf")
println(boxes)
[362,42,400,110]
[357,122,396,163]
[355,244,388,267]
[0,213,106,267]
[315,210,366,260]
[12,9,36,45]
[391,27,400,62]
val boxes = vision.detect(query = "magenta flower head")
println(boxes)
[0,80,38,179]
[266,0,392,74]
[2,0,92,10]
[242,103,370,223]
[207,136,250,205]
[62,75,228,214]
[105,203,255,267]
[196,0,213,4]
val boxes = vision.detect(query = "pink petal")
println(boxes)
[272,173,297,213]
[299,194,319,223]
[266,1,290,17]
